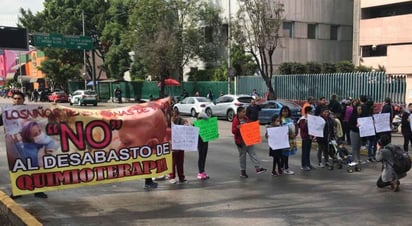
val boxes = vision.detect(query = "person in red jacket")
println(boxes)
[232,106,266,178]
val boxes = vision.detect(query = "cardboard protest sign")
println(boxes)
[240,121,261,146]
[193,117,219,142]
[171,125,199,151]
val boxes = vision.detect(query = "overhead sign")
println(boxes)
[32,33,93,50]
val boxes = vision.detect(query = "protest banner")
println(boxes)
[239,121,261,146]
[193,117,219,142]
[358,116,376,137]
[373,113,391,133]
[2,98,172,196]
[267,126,290,150]
[171,124,199,151]
[307,115,325,137]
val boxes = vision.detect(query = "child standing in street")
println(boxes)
[196,112,210,180]
[232,106,267,178]
[265,114,283,176]
[297,106,314,171]
[169,108,189,184]
[280,106,297,175]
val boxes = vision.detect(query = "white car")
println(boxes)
[205,94,254,121]
[69,90,98,106]
[173,96,212,117]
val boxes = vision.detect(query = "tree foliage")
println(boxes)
[19,0,111,87]
[126,0,223,97]
[232,0,284,100]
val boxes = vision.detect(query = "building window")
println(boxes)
[361,45,387,57]
[362,1,412,19]
[283,21,294,38]
[307,24,317,39]
[204,26,213,43]
[330,25,339,40]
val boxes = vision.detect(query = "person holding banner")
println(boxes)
[298,106,314,171]
[316,107,335,168]
[232,107,267,178]
[349,104,363,164]
[196,112,210,180]
[265,114,283,176]
[5,91,49,199]
[169,108,189,184]
[280,106,297,175]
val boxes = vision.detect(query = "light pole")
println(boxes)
[82,10,87,90]
[16,55,23,92]
[227,0,231,95]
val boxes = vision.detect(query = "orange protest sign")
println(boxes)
[239,121,262,146]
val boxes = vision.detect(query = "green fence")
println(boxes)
[68,80,233,102]
[237,72,406,104]
[68,72,406,104]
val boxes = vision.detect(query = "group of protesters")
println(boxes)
[237,94,406,192]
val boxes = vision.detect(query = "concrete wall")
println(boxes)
[360,14,412,46]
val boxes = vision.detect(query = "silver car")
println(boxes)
[205,94,254,121]
[173,96,212,117]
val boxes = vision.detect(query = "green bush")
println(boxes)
[336,61,355,73]
[356,65,372,72]
[306,62,322,74]
[322,62,337,73]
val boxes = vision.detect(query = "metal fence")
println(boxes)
[236,72,406,104]
[68,72,406,104]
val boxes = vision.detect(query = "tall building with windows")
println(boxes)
[275,0,353,66]
[214,0,353,71]
[353,0,412,74]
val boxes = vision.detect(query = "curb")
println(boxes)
[0,190,42,226]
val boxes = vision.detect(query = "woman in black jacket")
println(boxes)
[349,104,362,163]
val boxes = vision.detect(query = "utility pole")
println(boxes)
[82,10,87,89]
[227,0,231,95]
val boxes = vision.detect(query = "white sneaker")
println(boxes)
[319,162,325,168]
[169,178,177,184]
[284,169,295,175]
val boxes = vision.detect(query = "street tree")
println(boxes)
[37,59,82,91]
[18,0,111,85]
[126,0,223,97]
[232,0,284,100]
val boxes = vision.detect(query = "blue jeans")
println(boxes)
[301,139,312,167]
[367,135,377,159]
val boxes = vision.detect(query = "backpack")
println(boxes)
[387,145,411,174]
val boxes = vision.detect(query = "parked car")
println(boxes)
[205,94,254,122]
[48,91,69,103]
[38,88,52,102]
[173,96,211,117]
[258,100,302,124]
[69,90,98,106]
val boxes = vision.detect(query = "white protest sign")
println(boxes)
[373,113,391,133]
[171,125,199,151]
[307,115,325,137]
[358,116,376,137]
[267,126,290,150]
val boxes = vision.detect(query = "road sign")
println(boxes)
[65,35,93,50]
[32,33,93,50]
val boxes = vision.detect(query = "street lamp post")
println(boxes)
[16,56,23,92]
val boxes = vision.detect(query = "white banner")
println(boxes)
[171,125,199,151]
[267,126,290,150]
[358,116,376,137]
[373,113,391,133]
[307,115,325,137]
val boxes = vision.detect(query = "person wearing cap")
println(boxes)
[375,134,406,192]
[196,112,210,180]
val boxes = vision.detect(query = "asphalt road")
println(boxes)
[1,100,412,226]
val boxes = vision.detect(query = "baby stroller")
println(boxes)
[328,140,358,172]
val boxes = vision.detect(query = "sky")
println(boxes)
[0,0,44,27]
